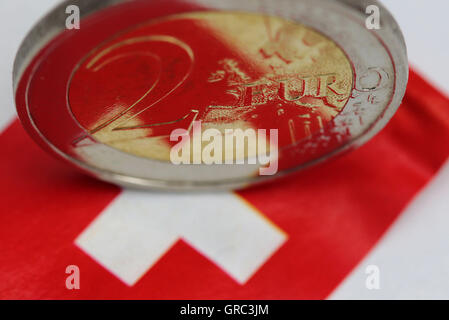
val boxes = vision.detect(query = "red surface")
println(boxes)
[1,70,449,299]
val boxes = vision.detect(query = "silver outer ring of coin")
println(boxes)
[13,0,408,191]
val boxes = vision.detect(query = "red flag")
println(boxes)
[1,70,448,299]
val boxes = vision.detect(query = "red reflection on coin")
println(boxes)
[67,12,353,162]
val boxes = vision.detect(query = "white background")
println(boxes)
[0,0,448,299]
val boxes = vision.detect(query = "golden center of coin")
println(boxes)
[68,11,354,162]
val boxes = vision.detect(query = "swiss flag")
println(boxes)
[1,0,449,300]
[1,70,448,299]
